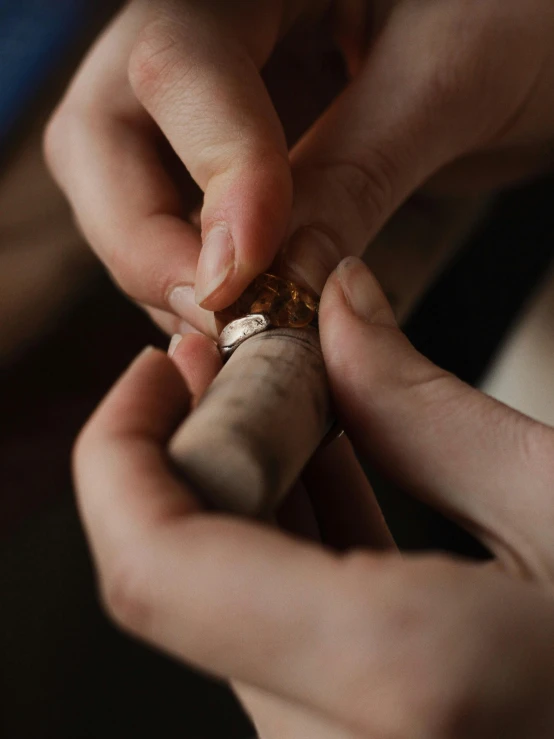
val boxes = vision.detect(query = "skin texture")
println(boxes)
[52,2,554,735]
[45,0,554,336]
[74,258,554,739]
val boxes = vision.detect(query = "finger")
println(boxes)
[320,257,554,575]
[168,332,222,405]
[233,560,554,739]
[45,5,219,333]
[74,439,554,739]
[74,347,199,566]
[303,434,394,551]
[145,306,203,338]
[281,2,543,294]
[127,1,292,310]
[74,347,554,736]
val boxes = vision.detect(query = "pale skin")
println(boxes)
[45,0,554,336]
[76,258,554,739]
[51,1,554,736]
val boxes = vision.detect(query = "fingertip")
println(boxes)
[170,332,219,366]
[320,258,398,347]
[320,264,347,319]
[319,259,411,414]
[166,285,219,339]
[319,261,358,347]
[336,257,397,327]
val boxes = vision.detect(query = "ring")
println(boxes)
[215,272,343,444]
[218,313,272,361]
[216,273,319,361]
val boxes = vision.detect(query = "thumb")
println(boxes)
[281,1,531,294]
[319,257,554,575]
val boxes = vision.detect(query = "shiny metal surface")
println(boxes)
[218,313,272,361]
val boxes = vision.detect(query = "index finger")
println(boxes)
[128,1,292,310]
[47,0,292,328]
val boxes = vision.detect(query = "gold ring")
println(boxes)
[216,273,319,361]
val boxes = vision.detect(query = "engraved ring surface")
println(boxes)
[218,313,272,361]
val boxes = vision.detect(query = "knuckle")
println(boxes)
[419,54,492,140]
[128,21,190,106]
[71,424,92,490]
[412,2,539,142]
[325,156,397,236]
[43,104,73,181]
[100,546,154,637]
[71,416,107,492]
[43,110,61,174]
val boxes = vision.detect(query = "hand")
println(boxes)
[75,257,554,738]
[46,0,554,336]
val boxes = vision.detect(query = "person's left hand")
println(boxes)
[46,0,554,340]
[74,259,554,739]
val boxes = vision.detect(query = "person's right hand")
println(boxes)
[45,0,554,337]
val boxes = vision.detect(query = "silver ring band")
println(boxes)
[218,311,343,445]
[218,313,272,361]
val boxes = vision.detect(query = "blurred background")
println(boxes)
[1,2,554,737]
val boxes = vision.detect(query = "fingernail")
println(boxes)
[177,321,202,336]
[195,224,235,307]
[283,225,342,295]
[336,257,397,326]
[168,284,195,318]
[168,334,182,358]
[167,284,219,338]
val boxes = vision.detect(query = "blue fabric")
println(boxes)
[0,0,88,147]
